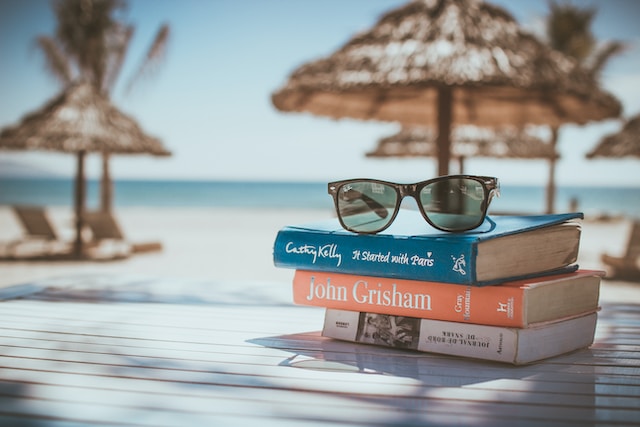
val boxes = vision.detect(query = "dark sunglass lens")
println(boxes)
[337,181,398,233]
[419,178,486,231]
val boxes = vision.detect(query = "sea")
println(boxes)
[1,177,639,219]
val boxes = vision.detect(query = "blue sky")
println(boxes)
[1,0,639,187]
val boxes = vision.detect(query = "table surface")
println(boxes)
[0,275,638,427]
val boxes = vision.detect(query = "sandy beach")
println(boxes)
[1,206,638,303]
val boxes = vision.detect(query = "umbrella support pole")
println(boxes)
[436,87,453,176]
[546,126,559,214]
[73,151,87,258]
[101,152,113,213]
[458,156,465,174]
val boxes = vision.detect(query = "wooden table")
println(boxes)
[0,275,638,426]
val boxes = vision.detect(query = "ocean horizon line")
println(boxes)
[2,175,640,189]
[1,177,639,218]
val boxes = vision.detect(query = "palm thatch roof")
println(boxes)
[587,114,640,159]
[272,0,620,128]
[367,125,558,159]
[0,81,170,258]
[0,81,170,156]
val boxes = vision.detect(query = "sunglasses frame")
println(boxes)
[328,175,500,234]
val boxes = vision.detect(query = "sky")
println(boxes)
[1,0,639,187]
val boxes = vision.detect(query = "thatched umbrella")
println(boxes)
[271,0,621,178]
[0,81,171,258]
[368,124,559,212]
[367,125,558,172]
[587,114,640,159]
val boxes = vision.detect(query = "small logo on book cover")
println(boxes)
[451,254,466,276]
[496,297,515,318]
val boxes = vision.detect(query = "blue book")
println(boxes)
[273,210,583,286]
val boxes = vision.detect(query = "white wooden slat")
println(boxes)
[0,366,636,426]
[0,332,636,412]
[4,312,634,386]
[2,332,639,392]
[1,330,638,391]
[2,302,640,384]
[0,392,383,427]
[0,379,419,427]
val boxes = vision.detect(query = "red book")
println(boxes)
[292,269,603,327]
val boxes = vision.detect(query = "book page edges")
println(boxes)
[524,274,602,324]
[475,222,581,281]
[514,312,598,364]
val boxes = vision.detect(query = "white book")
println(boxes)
[322,308,598,365]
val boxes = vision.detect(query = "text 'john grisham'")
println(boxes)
[306,275,432,311]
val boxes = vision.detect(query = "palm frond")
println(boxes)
[103,25,134,94]
[587,41,626,78]
[124,23,170,95]
[34,35,74,85]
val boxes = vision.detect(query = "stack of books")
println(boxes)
[273,209,603,365]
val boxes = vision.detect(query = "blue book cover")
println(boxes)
[273,210,583,286]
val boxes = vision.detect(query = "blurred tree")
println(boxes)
[36,0,169,211]
[547,0,596,63]
[547,0,624,78]
[543,0,624,213]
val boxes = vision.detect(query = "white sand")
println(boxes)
[0,206,637,302]
[0,206,328,288]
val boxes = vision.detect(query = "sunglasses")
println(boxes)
[328,175,500,234]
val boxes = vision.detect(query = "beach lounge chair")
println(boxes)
[2,206,72,258]
[84,211,163,258]
[601,220,640,280]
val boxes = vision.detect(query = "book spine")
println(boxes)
[322,309,597,364]
[293,270,525,327]
[274,228,478,285]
